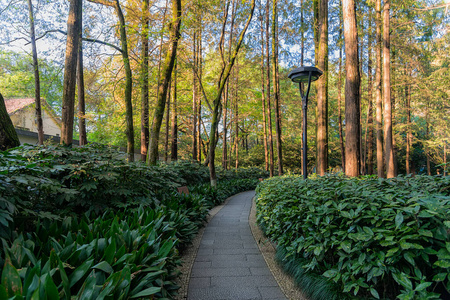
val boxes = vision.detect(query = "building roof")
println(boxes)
[5,98,35,115]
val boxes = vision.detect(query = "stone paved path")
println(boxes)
[187,191,286,300]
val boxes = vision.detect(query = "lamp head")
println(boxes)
[288,66,323,83]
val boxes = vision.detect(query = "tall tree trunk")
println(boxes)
[27,0,44,145]
[0,94,20,150]
[366,10,374,174]
[272,0,283,175]
[426,105,431,175]
[61,0,82,146]
[316,0,328,176]
[383,0,394,178]
[392,45,398,176]
[197,27,203,162]
[208,0,255,187]
[170,62,178,161]
[88,0,134,161]
[148,0,182,165]
[235,80,239,169]
[338,0,345,172]
[140,0,149,161]
[375,0,384,178]
[343,0,361,177]
[164,82,170,161]
[222,87,228,169]
[77,1,87,146]
[220,1,231,170]
[260,6,268,171]
[300,0,305,174]
[192,31,198,161]
[115,0,134,162]
[405,70,411,174]
[266,0,274,177]
[444,143,447,176]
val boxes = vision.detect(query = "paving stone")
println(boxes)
[187,191,286,300]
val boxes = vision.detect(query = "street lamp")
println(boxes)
[288,66,323,179]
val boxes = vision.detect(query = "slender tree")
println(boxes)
[338,1,345,172]
[375,0,384,178]
[148,0,182,165]
[170,62,178,161]
[272,0,283,175]
[343,0,361,177]
[88,0,134,161]
[61,0,82,146]
[266,0,274,177]
[27,0,44,145]
[366,9,374,174]
[259,7,268,171]
[316,0,328,175]
[77,0,87,146]
[383,0,395,178]
[208,0,255,186]
[140,0,150,161]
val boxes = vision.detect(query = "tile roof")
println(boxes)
[5,98,35,115]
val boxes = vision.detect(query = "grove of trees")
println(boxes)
[1,0,449,181]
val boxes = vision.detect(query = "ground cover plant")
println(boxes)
[0,144,264,298]
[256,174,450,299]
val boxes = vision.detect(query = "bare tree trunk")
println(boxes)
[140,0,149,161]
[164,82,170,161]
[88,0,134,161]
[77,1,87,146]
[266,0,274,177]
[208,0,255,186]
[0,94,20,150]
[426,105,431,175]
[316,0,328,176]
[170,62,178,161]
[383,0,394,178]
[148,0,182,165]
[338,0,345,172]
[61,0,82,146]
[272,0,283,175]
[27,0,44,145]
[235,81,239,169]
[260,6,268,171]
[300,0,305,174]
[405,70,411,174]
[192,31,198,161]
[197,27,203,162]
[375,0,384,178]
[366,10,374,174]
[343,0,361,177]
[221,1,231,170]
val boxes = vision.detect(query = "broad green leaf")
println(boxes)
[69,258,94,288]
[92,261,114,274]
[444,221,450,228]
[433,273,447,282]
[323,269,338,278]
[395,212,404,228]
[158,240,174,258]
[43,274,59,299]
[386,247,399,257]
[130,286,161,298]
[414,282,432,292]
[392,272,413,290]
[370,287,380,299]
[103,239,116,265]
[1,255,22,297]
[340,241,352,253]
[434,260,450,268]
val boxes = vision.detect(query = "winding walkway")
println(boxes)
[187,191,286,300]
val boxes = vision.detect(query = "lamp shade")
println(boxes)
[288,66,323,83]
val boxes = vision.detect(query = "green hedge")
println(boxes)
[0,145,263,299]
[256,174,450,299]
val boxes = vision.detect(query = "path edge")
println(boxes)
[249,195,308,300]
[174,192,238,300]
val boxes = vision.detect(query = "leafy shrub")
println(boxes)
[256,174,450,299]
[1,206,180,299]
[0,144,264,299]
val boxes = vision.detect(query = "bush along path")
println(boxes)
[0,145,267,299]
[188,191,286,300]
[256,174,450,300]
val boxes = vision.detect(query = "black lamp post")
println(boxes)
[288,66,323,179]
